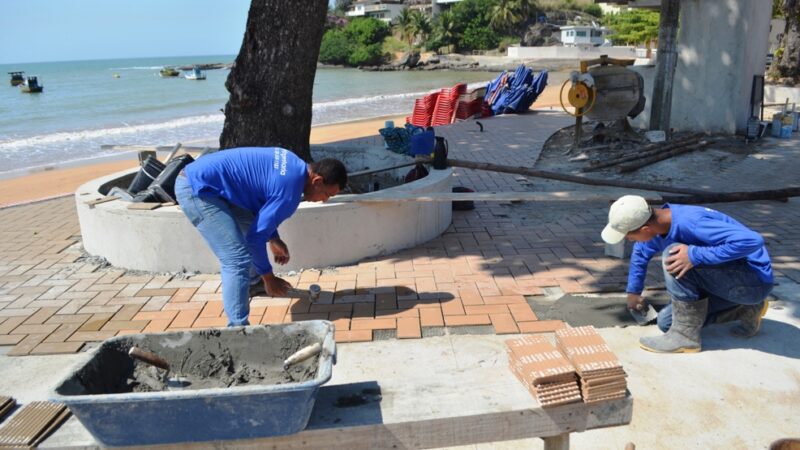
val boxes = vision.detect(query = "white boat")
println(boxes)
[185,67,206,80]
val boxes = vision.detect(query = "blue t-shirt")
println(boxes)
[184,147,307,275]
[627,204,773,294]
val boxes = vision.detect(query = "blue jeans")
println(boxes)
[657,243,773,332]
[175,176,256,326]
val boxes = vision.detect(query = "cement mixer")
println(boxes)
[559,55,646,147]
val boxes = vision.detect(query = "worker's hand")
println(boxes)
[627,293,645,310]
[665,244,694,279]
[269,238,290,265]
[262,273,291,297]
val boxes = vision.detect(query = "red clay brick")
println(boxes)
[67,331,118,342]
[352,302,375,319]
[397,317,421,339]
[22,307,60,325]
[78,313,114,332]
[133,310,178,321]
[375,292,397,310]
[262,305,289,324]
[29,341,85,354]
[144,319,172,332]
[170,287,198,303]
[481,295,527,305]
[490,313,519,334]
[440,298,465,316]
[459,288,484,306]
[334,329,372,343]
[0,316,25,334]
[171,309,201,328]
[419,307,444,327]
[444,314,491,326]
[374,308,419,319]
[285,312,328,322]
[0,335,25,345]
[507,304,538,322]
[135,288,178,297]
[112,304,143,321]
[101,320,148,332]
[44,323,81,343]
[465,305,509,315]
[192,317,228,328]
[199,301,224,318]
[517,320,566,333]
[7,334,48,356]
[350,318,396,330]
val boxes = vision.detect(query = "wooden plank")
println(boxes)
[126,203,162,210]
[157,386,632,450]
[84,196,119,209]
[330,190,661,204]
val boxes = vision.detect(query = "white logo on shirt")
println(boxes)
[273,148,288,176]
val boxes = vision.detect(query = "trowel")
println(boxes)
[628,302,658,326]
[128,346,190,390]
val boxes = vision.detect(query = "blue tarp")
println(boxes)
[483,65,548,116]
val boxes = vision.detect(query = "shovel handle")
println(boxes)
[128,346,170,371]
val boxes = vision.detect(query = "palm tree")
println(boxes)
[395,8,415,48]
[436,10,460,51]
[491,0,523,33]
[409,10,432,45]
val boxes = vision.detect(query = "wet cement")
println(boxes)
[59,326,324,395]
[527,293,670,328]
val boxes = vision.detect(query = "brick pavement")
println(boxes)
[1,111,799,355]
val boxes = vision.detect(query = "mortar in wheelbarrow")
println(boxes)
[49,321,336,447]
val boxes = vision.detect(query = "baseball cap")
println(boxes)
[601,195,652,244]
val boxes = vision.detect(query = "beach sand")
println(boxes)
[0,85,560,208]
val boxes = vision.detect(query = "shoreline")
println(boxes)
[0,86,560,208]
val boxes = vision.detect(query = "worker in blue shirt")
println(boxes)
[601,195,773,353]
[174,147,347,326]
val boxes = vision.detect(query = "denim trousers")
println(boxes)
[657,243,773,332]
[174,176,256,326]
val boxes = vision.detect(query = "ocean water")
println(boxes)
[0,55,500,176]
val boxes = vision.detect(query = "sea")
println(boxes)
[0,55,502,177]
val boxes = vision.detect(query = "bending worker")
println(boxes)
[174,147,347,326]
[601,195,773,353]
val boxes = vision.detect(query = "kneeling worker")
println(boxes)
[175,147,347,326]
[601,195,773,353]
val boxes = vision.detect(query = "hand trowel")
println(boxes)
[128,346,190,390]
[628,302,658,326]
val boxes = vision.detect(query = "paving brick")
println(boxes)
[46,313,92,324]
[285,312,328,322]
[171,309,202,328]
[44,323,82,343]
[67,331,118,342]
[0,316,26,334]
[334,329,372,343]
[507,304,538,322]
[374,308,419,319]
[350,318,396,330]
[199,301,224,318]
[0,335,25,345]
[352,302,375,319]
[170,287,198,303]
[419,307,444,327]
[7,334,48,355]
[29,341,85,354]
[397,317,422,339]
[375,292,397,310]
[481,295,527,305]
[133,310,178,321]
[78,313,114,332]
[262,305,289,324]
[459,288,484,306]
[440,298,465,316]
[101,320,148,332]
[192,317,228,328]
[489,313,520,334]
[9,323,59,335]
[144,319,172,332]
[464,305,509,315]
[112,304,143,321]
[135,288,178,297]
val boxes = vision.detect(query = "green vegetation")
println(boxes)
[602,9,660,45]
[319,17,390,66]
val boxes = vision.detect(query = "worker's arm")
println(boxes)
[247,200,293,295]
[687,217,765,266]
[626,240,661,298]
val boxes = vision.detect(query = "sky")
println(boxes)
[0,0,338,64]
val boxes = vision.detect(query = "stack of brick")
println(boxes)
[554,326,627,404]
[506,335,582,407]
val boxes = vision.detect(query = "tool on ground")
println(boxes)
[308,284,321,301]
[628,301,658,326]
[283,342,322,370]
[128,346,190,390]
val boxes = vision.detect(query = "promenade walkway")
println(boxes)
[1,111,799,355]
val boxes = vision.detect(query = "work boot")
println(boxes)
[639,298,708,353]
[723,301,769,338]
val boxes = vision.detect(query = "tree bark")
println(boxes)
[219,0,328,161]
[649,0,680,135]
[774,0,800,81]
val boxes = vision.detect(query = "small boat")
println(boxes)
[19,76,43,93]
[159,67,180,77]
[185,67,206,80]
[8,71,24,86]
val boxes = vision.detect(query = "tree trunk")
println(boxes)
[774,0,800,82]
[219,0,328,161]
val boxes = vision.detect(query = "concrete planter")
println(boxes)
[76,146,452,274]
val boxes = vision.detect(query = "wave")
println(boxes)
[0,114,223,151]
[109,66,168,70]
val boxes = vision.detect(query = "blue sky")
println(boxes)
[0,0,337,64]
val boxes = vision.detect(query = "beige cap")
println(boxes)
[601,195,652,244]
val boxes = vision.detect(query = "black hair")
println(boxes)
[309,158,348,189]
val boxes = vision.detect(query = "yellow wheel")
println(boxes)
[568,83,591,109]
[559,79,597,117]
